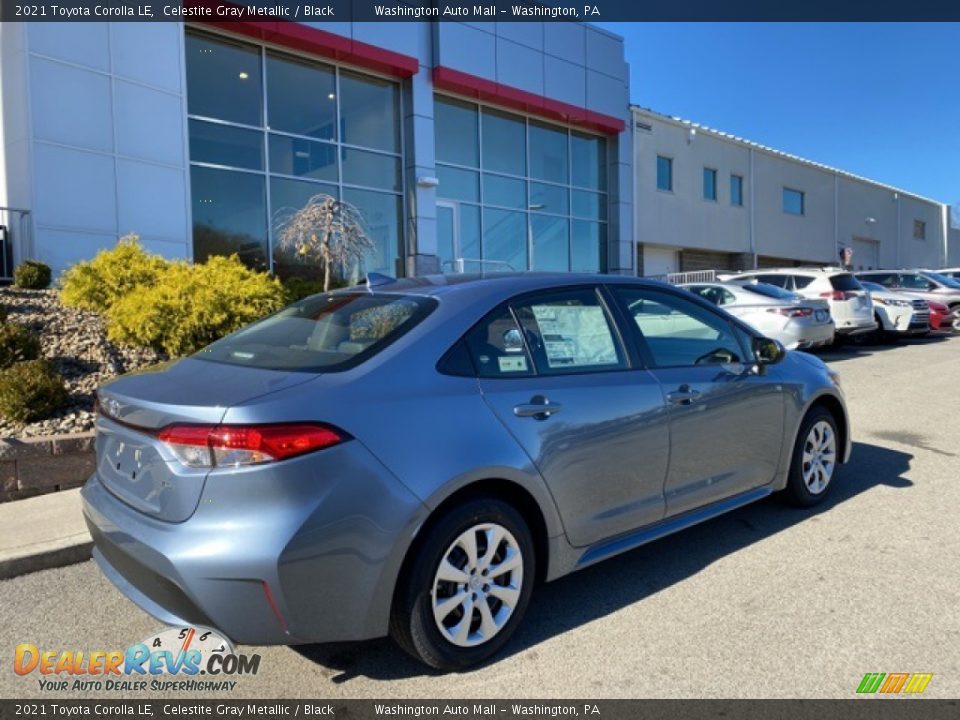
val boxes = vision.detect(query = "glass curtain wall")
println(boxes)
[434,95,608,273]
[185,31,403,282]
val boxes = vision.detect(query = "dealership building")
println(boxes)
[0,20,957,281]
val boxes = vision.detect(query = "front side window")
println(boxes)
[783,187,805,215]
[185,31,403,281]
[196,293,435,372]
[897,273,931,290]
[730,174,744,206]
[657,155,673,191]
[612,287,747,368]
[703,168,717,201]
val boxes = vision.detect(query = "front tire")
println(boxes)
[390,497,535,671]
[783,407,839,507]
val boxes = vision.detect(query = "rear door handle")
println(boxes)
[666,385,702,405]
[513,395,563,420]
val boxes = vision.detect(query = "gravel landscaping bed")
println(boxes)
[1,288,167,439]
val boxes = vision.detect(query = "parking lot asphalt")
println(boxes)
[2,333,958,699]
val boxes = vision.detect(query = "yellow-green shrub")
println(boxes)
[106,255,286,356]
[0,360,68,424]
[60,236,169,312]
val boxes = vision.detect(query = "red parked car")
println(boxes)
[927,300,955,331]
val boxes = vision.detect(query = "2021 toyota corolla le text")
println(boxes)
[82,274,851,671]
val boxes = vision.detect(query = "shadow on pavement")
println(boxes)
[811,332,954,363]
[290,441,912,681]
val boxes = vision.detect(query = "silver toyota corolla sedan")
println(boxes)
[82,273,851,671]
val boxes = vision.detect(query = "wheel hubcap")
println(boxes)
[431,523,523,648]
[802,420,836,495]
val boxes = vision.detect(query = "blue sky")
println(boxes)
[597,23,959,204]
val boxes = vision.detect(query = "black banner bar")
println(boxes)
[2,700,960,720]
[4,0,960,22]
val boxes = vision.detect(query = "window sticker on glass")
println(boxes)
[530,305,618,368]
[498,356,529,373]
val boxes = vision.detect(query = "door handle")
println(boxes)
[666,384,702,405]
[513,395,563,420]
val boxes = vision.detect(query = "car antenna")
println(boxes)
[366,272,394,292]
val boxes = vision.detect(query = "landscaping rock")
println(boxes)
[0,288,168,439]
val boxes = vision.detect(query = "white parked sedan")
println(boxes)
[682,281,835,350]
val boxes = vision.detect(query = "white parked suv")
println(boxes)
[722,268,877,337]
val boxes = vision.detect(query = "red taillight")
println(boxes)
[819,290,856,301]
[158,423,344,468]
[929,301,948,313]
[768,306,813,318]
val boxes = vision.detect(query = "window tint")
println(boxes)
[753,274,790,289]
[656,155,673,191]
[196,293,435,372]
[740,283,800,301]
[861,272,895,287]
[512,288,625,375]
[792,275,815,289]
[783,187,805,215]
[465,307,534,378]
[829,274,863,292]
[703,168,717,201]
[612,288,747,368]
[687,285,733,306]
[730,174,744,206]
[897,273,932,290]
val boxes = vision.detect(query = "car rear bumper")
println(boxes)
[834,318,877,335]
[784,322,835,350]
[81,440,429,646]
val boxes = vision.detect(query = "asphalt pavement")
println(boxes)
[2,334,958,699]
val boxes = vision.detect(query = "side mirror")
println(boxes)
[753,336,786,366]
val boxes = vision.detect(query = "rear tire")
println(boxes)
[390,497,535,671]
[783,407,839,507]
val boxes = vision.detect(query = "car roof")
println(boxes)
[331,272,676,302]
[737,267,850,276]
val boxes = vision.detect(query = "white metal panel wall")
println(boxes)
[633,119,751,254]
[20,22,190,276]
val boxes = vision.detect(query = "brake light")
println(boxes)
[819,290,857,301]
[929,301,948,313]
[767,306,813,318]
[158,423,344,468]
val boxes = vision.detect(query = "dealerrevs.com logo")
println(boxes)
[14,626,261,693]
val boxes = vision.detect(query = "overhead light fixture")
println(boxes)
[238,72,249,80]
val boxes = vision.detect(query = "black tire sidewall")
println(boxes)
[394,497,536,671]
[786,407,839,507]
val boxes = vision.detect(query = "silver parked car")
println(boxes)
[82,274,851,671]
[681,281,835,350]
[855,269,960,313]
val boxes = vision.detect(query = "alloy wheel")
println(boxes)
[431,523,523,648]
[802,420,836,495]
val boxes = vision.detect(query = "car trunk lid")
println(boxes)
[95,358,317,522]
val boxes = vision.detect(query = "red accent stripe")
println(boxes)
[432,66,625,135]
[262,581,289,634]
[188,3,418,78]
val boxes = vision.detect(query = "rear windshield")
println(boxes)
[740,283,800,300]
[195,293,436,372]
[829,274,864,292]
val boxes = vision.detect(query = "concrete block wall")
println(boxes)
[0,433,95,502]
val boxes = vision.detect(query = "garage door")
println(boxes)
[851,238,880,271]
[642,245,679,277]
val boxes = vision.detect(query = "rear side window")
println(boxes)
[464,307,535,378]
[829,274,864,292]
[511,289,626,375]
[688,285,734,306]
[792,275,815,289]
[754,274,790,289]
[195,293,436,372]
[864,272,896,287]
